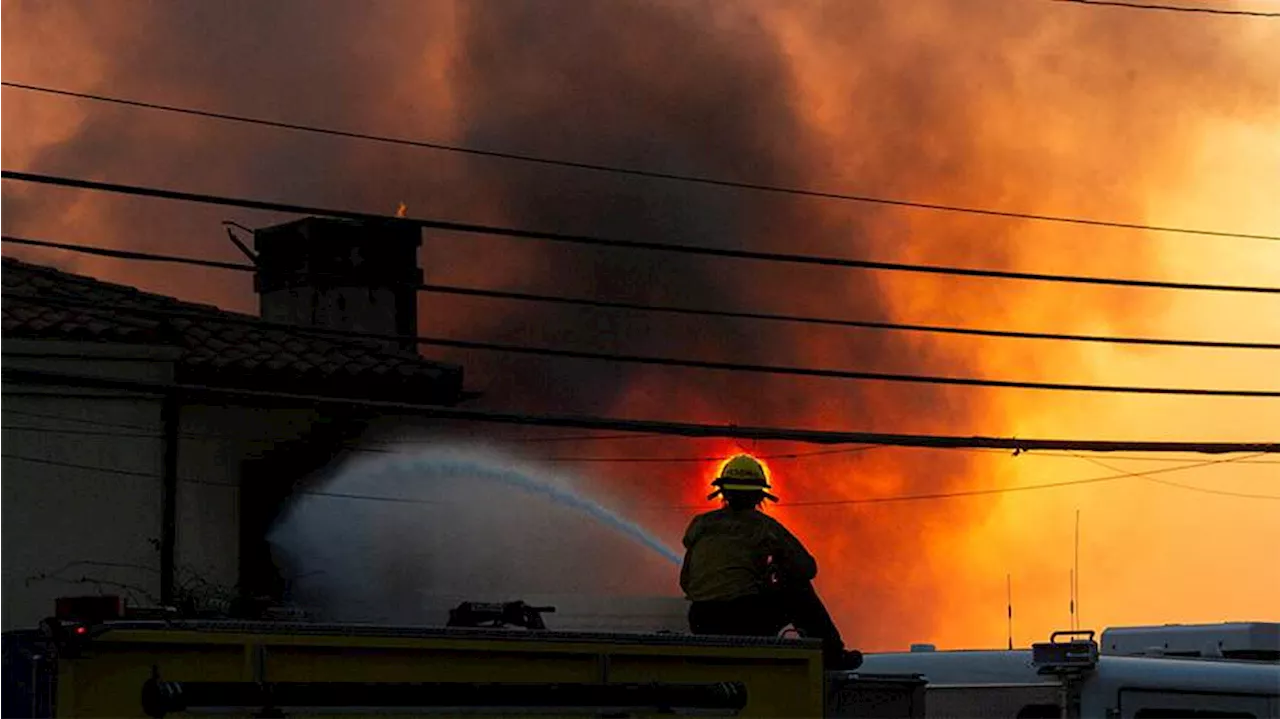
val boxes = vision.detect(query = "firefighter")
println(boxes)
[679,454,863,670]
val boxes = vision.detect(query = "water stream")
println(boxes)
[267,444,683,625]
[364,452,681,566]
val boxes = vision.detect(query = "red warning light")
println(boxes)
[74,626,87,635]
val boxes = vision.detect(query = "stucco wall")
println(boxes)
[174,404,324,600]
[1,340,176,631]
[3,337,473,631]
[2,339,334,629]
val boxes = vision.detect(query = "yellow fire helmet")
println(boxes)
[708,454,778,502]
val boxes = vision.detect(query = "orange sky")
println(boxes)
[770,0,1280,649]
[3,0,1278,651]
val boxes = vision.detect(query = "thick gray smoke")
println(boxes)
[6,0,1275,648]
[1,0,919,416]
[268,443,686,629]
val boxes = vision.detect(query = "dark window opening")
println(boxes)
[1222,649,1280,662]
[1133,710,1256,718]
[1016,703,1061,718]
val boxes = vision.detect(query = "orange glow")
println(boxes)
[4,0,1277,654]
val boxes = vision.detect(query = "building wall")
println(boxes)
[1,340,178,631]
[1,339,336,628]
[0,337,335,624]
[173,404,325,603]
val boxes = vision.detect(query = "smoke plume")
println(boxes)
[4,0,1278,650]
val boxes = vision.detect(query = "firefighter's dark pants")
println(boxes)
[688,581,846,663]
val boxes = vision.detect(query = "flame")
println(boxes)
[395,202,407,218]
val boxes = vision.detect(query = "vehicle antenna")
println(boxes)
[1075,509,1082,630]
[1007,573,1014,650]
[1070,569,1075,631]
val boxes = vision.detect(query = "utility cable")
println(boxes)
[9,408,1279,464]
[2,452,158,479]
[8,290,1280,397]
[1049,0,1280,17]
[5,365,1278,453]
[2,421,881,463]
[11,417,1280,466]
[300,334,1280,397]
[1071,453,1280,500]
[767,453,1280,507]
[0,409,655,448]
[6,450,1274,508]
[6,171,1280,294]
[419,284,1280,350]
[9,236,1279,350]
[970,445,1280,464]
[5,81,1277,241]
[4,236,255,272]
[509,432,665,443]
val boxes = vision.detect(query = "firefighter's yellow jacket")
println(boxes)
[679,507,818,602]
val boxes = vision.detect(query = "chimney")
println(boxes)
[253,217,422,353]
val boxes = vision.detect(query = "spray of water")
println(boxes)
[368,453,682,566]
[268,444,685,626]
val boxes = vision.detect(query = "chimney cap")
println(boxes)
[252,216,422,294]
[253,216,421,247]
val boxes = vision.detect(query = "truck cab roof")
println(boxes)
[855,647,1280,695]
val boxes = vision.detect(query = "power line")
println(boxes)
[11,415,1280,467]
[776,457,1279,507]
[420,285,1280,351]
[6,365,1279,454]
[345,336,1280,397]
[510,432,665,444]
[5,81,1277,242]
[2,422,883,464]
[10,449,1274,510]
[300,458,1280,506]
[202,452,1280,503]
[10,290,1280,397]
[2,452,158,479]
[0,408,663,448]
[9,235,1279,351]
[3,236,255,271]
[969,446,1280,465]
[1133,473,1280,499]
[1071,453,1280,499]
[18,407,1280,468]
[548,446,884,463]
[1,406,656,446]
[760,453,1279,507]
[1049,0,1280,17]
[6,171,1280,295]
[6,419,1277,503]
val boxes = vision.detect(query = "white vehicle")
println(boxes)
[853,623,1280,718]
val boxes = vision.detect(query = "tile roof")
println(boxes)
[2,256,465,403]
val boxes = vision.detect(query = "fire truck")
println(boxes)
[4,597,1277,718]
[3,596,924,718]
